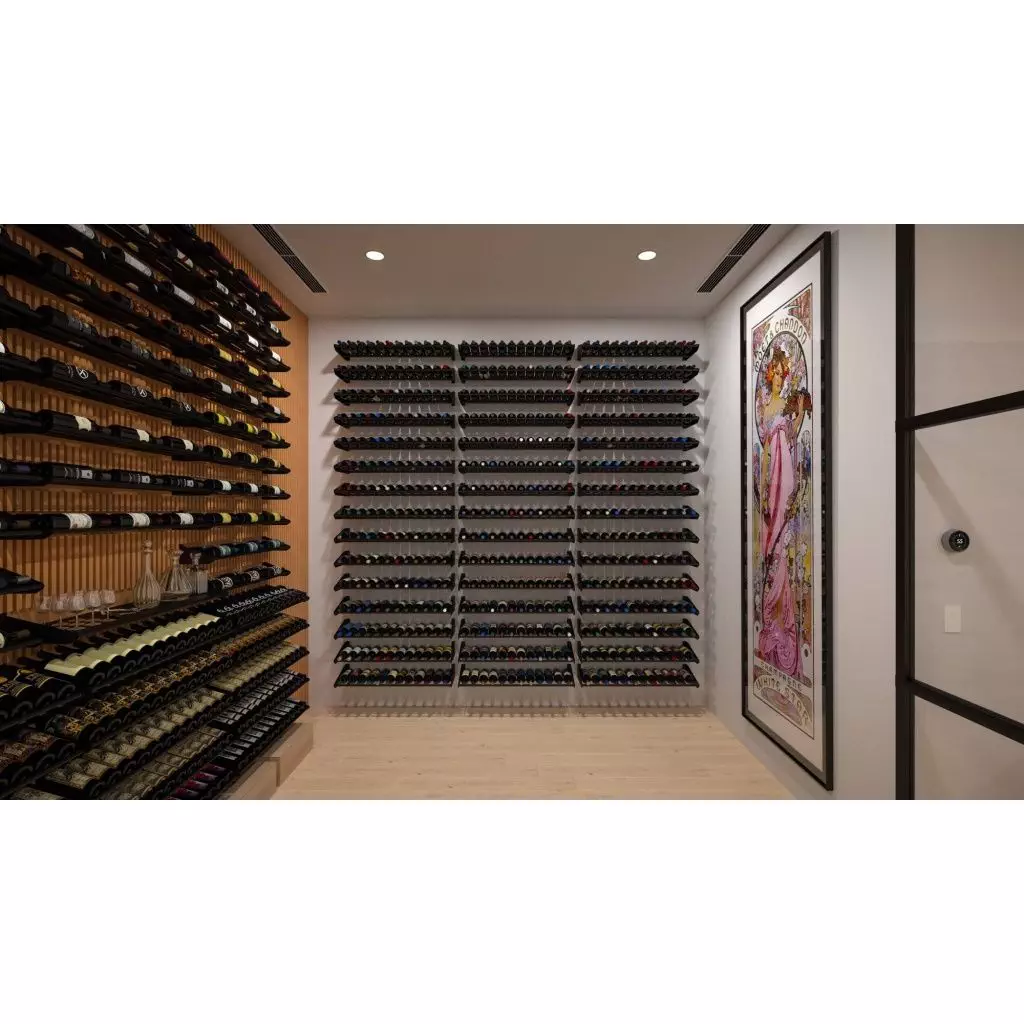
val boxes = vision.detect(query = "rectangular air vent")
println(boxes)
[253,225,328,293]
[697,224,771,293]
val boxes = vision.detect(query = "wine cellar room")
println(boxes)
[2,222,1022,800]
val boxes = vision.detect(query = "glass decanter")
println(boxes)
[133,541,162,609]
[161,548,192,602]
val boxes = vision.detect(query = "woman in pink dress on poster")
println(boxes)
[756,342,811,679]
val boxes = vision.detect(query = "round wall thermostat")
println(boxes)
[941,529,970,553]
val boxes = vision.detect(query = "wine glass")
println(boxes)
[102,588,117,619]
[37,594,52,620]
[54,592,70,625]
[70,589,87,627]
[86,589,103,624]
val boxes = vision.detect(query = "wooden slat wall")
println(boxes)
[1,224,309,699]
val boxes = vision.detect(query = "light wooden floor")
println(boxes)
[274,710,789,799]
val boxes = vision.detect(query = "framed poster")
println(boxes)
[740,232,833,789]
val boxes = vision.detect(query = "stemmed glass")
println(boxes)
[102,588,117,619]
[54,593,70,626]
[86,589,103,625]
[70,589,87,627]
[37,594,52,620]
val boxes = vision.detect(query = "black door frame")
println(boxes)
[895,224,1024,798]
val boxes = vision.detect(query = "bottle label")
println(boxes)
[217,347,232,362]
[73,415,93,431]
[182,439,194,451]
[218,480,231,491]
[214,280,230,296]
[270,351,282,363]
[218,513,231,523]
[218,382,232,394]
[135,429,151,443]
[128,513,150,527]
[178,513,195,525]
[245,334,259,349]
[244,303,258,319]
[122,251,152,277]
[67,513,93,530]
[71,224,96,240]
[244,483,257,493]
[217,315,232,332]
[0,399,5,414]
[172,284,196,305]
[271,486,281,495]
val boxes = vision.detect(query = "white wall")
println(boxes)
[912,226,1024,796]
[308,317,703,710]
[703,225,897,799]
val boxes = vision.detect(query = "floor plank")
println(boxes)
[274,710,789,799]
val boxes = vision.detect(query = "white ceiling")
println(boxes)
[215,224,793,320]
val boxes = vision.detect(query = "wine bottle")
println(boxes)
[0,568,44,596]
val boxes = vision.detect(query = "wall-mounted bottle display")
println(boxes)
[1,224,305,794]
[330,337,703,695]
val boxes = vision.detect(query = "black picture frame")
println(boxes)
[740,231,834,790]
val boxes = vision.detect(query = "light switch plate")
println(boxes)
[944,605,962,633]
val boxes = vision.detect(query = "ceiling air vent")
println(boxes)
[253,224,327,293]
[697,224,771,293]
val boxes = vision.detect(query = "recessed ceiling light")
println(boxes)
[365,250,384,261]
[637,250,657,261]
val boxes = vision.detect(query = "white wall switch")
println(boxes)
[944,605,962,633]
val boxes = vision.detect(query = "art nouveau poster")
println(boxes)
[741,233,833,788]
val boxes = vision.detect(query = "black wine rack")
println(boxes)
[331,337,704,692]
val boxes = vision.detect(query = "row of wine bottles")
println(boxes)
[580,643,699,662]
[577,365,699,381]
[457,553,574,566]
[335,552,454,566]
[335,364,457,382]
[336,667,453,686]
[336,388,704,406]
[336,340,453,359]
[334,437,455,450]
[335,575,454,591]
[0,403,288,467]
[578,553,698,566]
[577,575,699,591]
[0,458,288,497]
[0,511,287,536]
[458,575,573,590]
[458,620,573,638]
[458,667,573,686]
[335,529,455,543]
[334,644,454,663]
[332,458,702,475]
[335,599,453,615]
[459,341,576,359]
[335,621,454,638]
[334,505,701,520]
[460,644,574,662]
[334,528,702,546]
[179,538,288,565]
[457,365,575,381]
[334,412,698,428]
[580,667,698,686]
[335,483,454,496]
